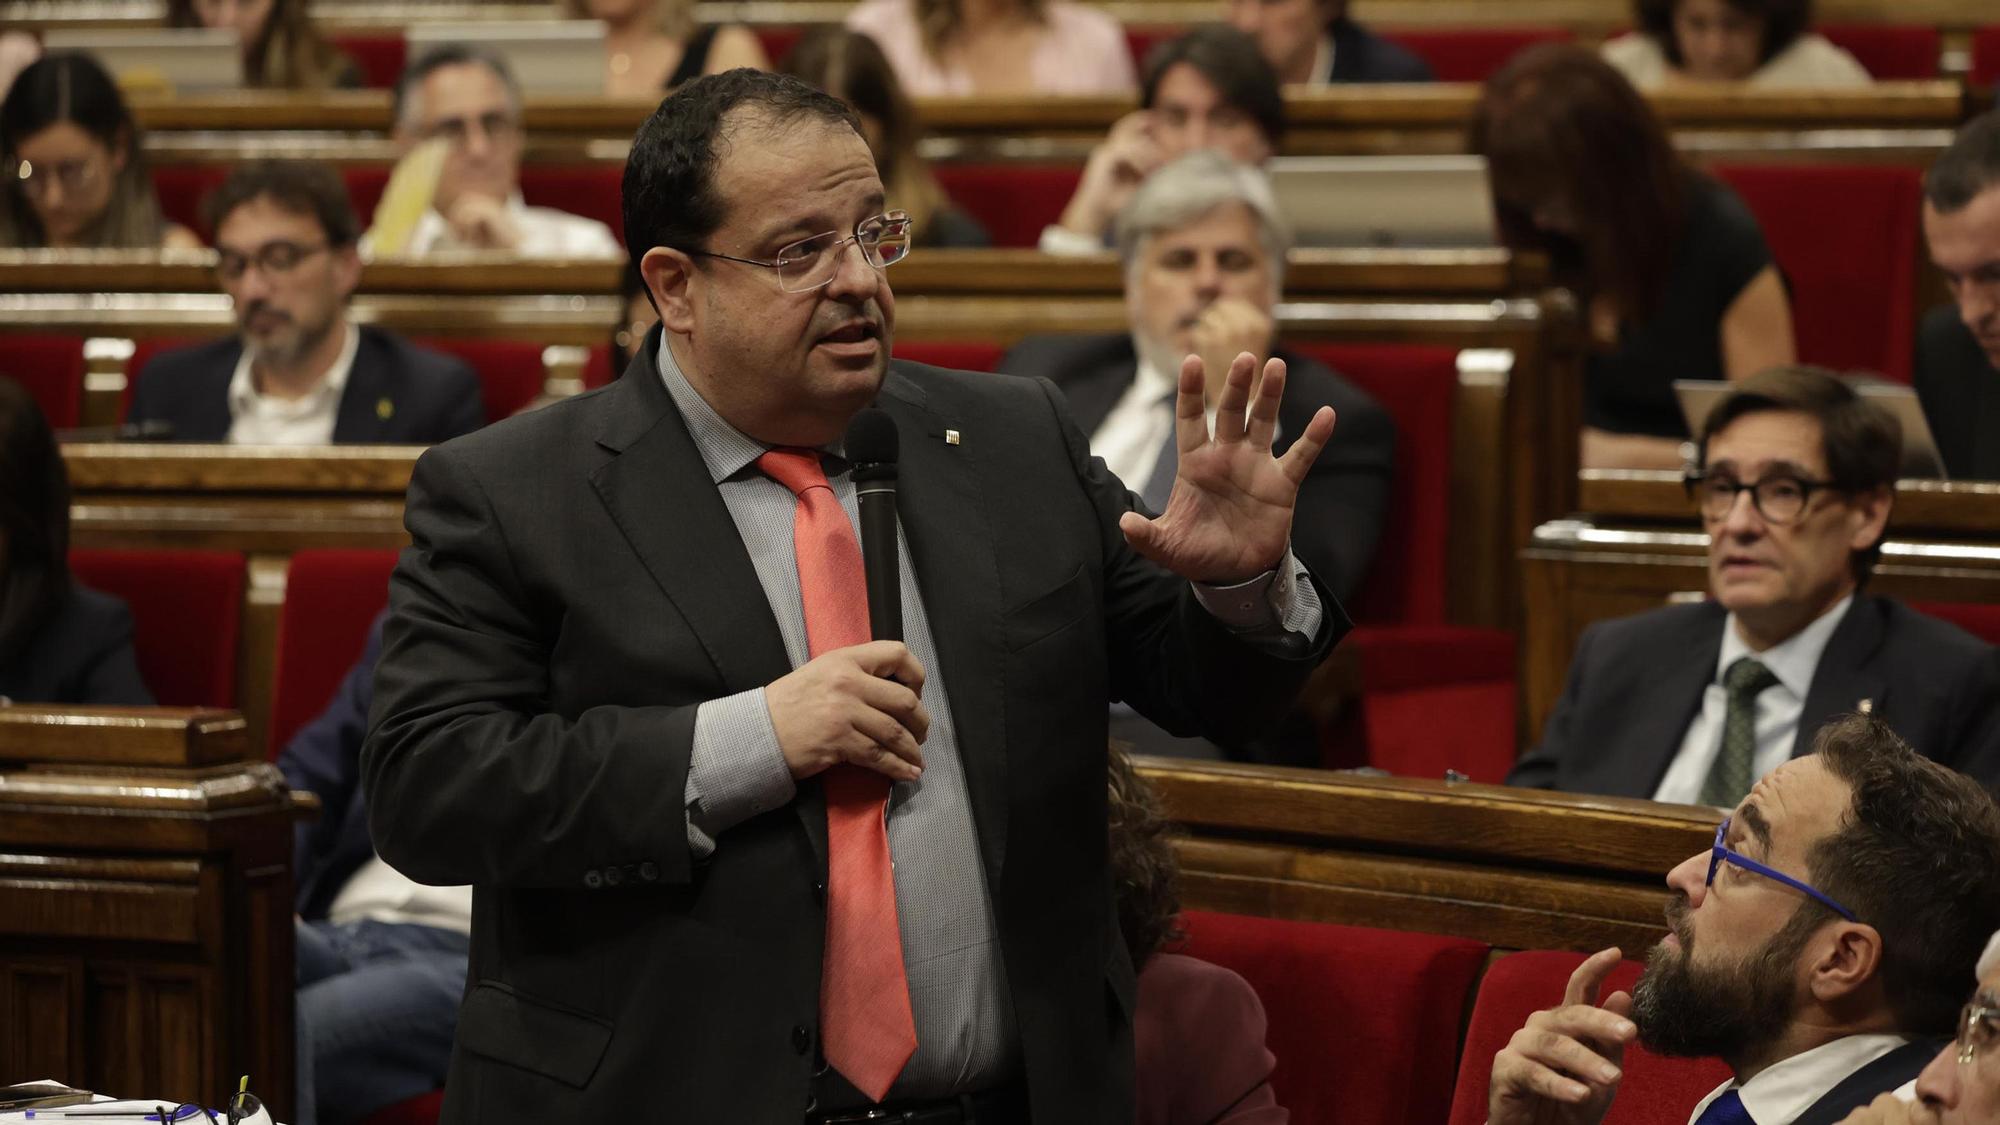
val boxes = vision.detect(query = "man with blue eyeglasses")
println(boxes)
[1510,365,2000,801]
[1489,714,2000,1125]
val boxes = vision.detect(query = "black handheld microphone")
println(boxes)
[845,408,902,643]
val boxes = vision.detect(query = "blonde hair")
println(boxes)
[562,0,694,45]
[166,0,352,89]
[914,0,1049,60]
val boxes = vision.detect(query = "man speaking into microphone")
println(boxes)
[362,69,1345,1124]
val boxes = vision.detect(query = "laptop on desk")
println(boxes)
[404,21,607,96]
[43,28,243,93]
[1265,155,1497,249]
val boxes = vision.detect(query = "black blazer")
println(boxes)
[361,338,1342,1122]
[998,333,1396,602]
[278,612,386,921]
[126,325,485,444]
[1913,304,2000,481]
[1790,1039,1944,1125]
[0,584,153,706]
[1510,596,2000,796]
[1328,18,1435,83]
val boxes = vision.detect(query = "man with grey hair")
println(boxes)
[1840,930,2000,1124]
[1001,150,1394,762]
[1916,108,2000,480]
[386,45,621,257]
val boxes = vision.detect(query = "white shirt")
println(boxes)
[1094,350,1182,487]
[1309,34,1335,85]
[1684,1034,1913,1124]
[327,855,473,935]
[406,193,622,259]
[1653,595,1855,806]
[225,323,358,446]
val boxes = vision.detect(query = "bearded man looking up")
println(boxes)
[1487,713,2000,1125]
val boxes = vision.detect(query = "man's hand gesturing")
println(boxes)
[1489,947,1640,1125]
[766,641,929,783]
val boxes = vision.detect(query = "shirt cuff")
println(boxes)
[1038,223,1105,256]
[1190,548,1324,638]
[684,687,797,858]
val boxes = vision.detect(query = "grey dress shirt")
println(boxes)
[658,336,1320,1102]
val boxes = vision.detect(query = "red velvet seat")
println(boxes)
[932,164,1085,249]
[1179,911,1489,1125]
[1388,27,1576,82]
[519,165,626,241]
[1818,24,1941,79]
[1124,25,1182,71]
[1976,27,2000,87]
[329,34,407,88]
[360,1090,444,1125]
[414,338,548,423]
[153,165,231,238]
[1447,950,1733,1125]
[1711,164,1923,381]
[2,334,86,429]
[68,549,245,708]
[1913,601,2000,646]
[891,341,1006,372]
[267,549,399,757]
[757,26,807,68]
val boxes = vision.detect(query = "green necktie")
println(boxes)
[1698,657,1782,808]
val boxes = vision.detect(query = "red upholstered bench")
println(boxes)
[2,334,86,429]
[69,548,245,708]
[329,34,407,88]
[891,341,1006,372]
[1819,24,1941,79]
[1179,911,1490,1125]
[268,549,398,756]
[1712,164,1923,381]
[1388,27,1576,82]
[1976,27,2000,87]
[1447,950,1732,1125]
[414,338,549,423]
[1913,601,2000,646]
[932,164,1084,249]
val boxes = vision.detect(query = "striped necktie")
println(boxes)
[1698,657,1781,808]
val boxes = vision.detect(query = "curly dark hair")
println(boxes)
[1633,0,1814,67]
[1108,746,1184,970]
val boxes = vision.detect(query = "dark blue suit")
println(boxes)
[279,611,468,1125]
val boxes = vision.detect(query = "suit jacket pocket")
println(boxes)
[457,980,614,1089]
[1003,563,1092,653]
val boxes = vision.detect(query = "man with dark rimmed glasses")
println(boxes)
[1511,365,2000,800]
[1491,714,2000,1125]
[1839,931,2000,1124]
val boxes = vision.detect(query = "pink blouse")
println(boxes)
[845,0,1138,96]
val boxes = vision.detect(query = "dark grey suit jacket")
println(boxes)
[0,585,153,706]
[126,325,484,444]
[361,337,1342,1122]
[997,333,1396,603]
[1328,18,1435,83]
[1510,596,2000,796]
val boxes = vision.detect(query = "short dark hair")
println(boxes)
[393,44,520,130]
[0,377,71,662]
[1635,0,1813,66]
[1141,26,1286,151]
[1805,714,2000,1035]
[200,159,359,247]
[621,69,860,278]
[1925,110,2000,215]
[1696,365,1900,580]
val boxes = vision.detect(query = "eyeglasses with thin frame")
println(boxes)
[1707,817,1859,922]
[419,110,523,150]
[1684,471,1840,525]
[216,240,329,282]
[9,155,103,201]
[686,210,912,294]
[1957,997,2000,1064]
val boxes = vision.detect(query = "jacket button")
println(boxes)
[639,861,659,882]
[583,869,603,889]
[604,865,623,886]
[792,1024,811,1054]
[813,880,827,902]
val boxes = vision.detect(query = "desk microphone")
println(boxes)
[845,408,901,644]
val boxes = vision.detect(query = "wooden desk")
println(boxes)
[0,707,296,1118]
[1138,758,1711,953]
[1520,473,2000,740]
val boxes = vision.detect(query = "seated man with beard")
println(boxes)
[1488,713,2000,1125]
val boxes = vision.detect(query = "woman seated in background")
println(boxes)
[168,0,360,89]
[0,54,201,250]
[1602,0,1869,88]
[782,28,991,248]
[564,0,769,97]
[846,0,1135,96]
[1471,45,1795,470]
[1111,747,1286,1125]
[0,378,152,707]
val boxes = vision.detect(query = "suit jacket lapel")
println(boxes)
[1059,344,1140,438]
[1588,607,1724,798]
[1793,596,1889,759]
[878,368,1009,886]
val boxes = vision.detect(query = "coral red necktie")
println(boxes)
[757,448,916,1103]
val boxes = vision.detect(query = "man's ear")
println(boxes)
[1808,922,1884,1002]
[1847,485,1893,556]
[641,245,697,337]
[329,242,363,300]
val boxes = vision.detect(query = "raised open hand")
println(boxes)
[1118,351,1336,585]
